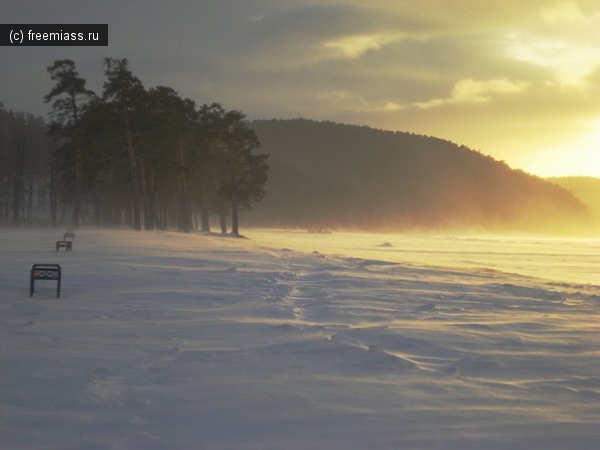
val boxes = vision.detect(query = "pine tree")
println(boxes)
[197,103,268,236]
[102,58,147,230]
[45,59,95,228]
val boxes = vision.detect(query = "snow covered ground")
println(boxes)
[1,228,599,449]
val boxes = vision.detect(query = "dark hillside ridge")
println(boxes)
[244,118,590,233]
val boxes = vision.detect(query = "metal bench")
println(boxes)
[56,240,72,252]
[30,264,62,298]
[63,232,75,241]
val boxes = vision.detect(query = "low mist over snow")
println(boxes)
[1,228,599,449]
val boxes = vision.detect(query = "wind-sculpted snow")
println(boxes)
[1,229,599,449]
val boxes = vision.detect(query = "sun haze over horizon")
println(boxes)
[1,0,599,178]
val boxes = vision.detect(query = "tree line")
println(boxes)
[0,105,51,225]
[1,58,268,235]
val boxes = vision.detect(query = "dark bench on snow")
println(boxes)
[30,264,62,298]
[56,240,72,252]
[63,232,75,241]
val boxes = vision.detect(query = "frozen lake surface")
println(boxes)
[1,228,599,449]
[248,229,600,285]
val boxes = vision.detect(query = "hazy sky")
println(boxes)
[2,0,599,177]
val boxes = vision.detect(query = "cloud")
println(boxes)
[540,0,597,24]
[232,3,433,69]
[322,32,404,60]
[315,77,532,117]
[415,78,531,108]
[504,1,600,85]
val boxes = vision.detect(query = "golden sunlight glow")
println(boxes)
[520,119,600,177]
[541,0,588,23]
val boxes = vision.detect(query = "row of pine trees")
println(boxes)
[0,108,49,225]
[1,58,269,235]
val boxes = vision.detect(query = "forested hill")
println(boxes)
[245,118,590,233]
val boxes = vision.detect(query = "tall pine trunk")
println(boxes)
[230,199,239,236]
[200,175,211,232]
[139,159,154,230]
[219,204,227,234]
[178,138,190,232]
[50,148,58,227]
[12,158,24,226]
[72,146,82,228]
[71,96,82,229]
[126,128,142,230]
